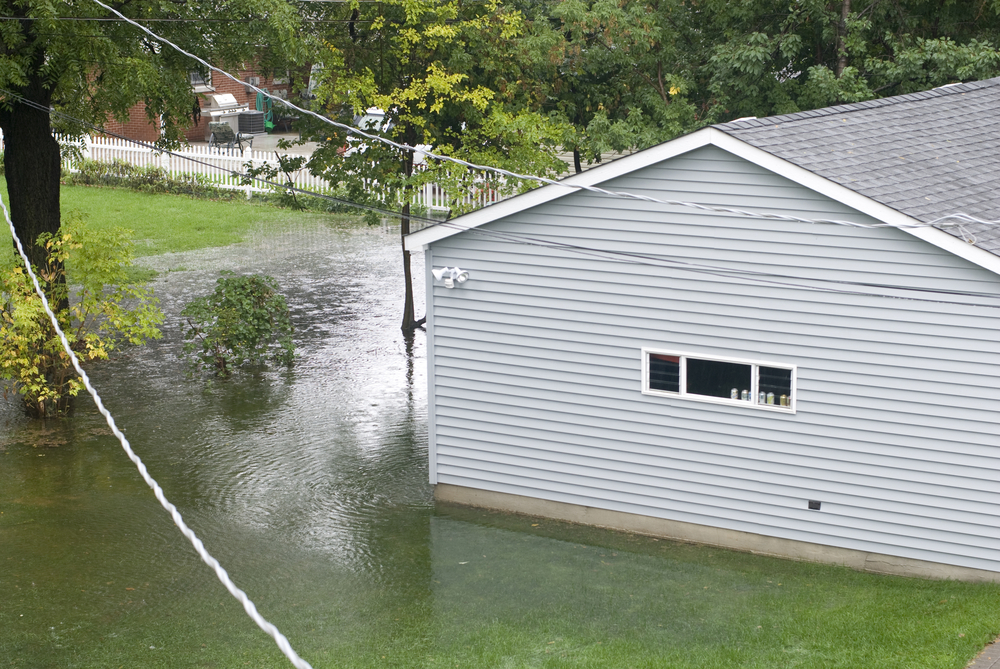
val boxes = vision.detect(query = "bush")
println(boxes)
[0,214,163,417]
[64,158,233,199]
[181,273,295,377]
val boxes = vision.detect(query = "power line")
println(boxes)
[8,84,1000,306]
[0,200,314,669]
[9,87,999,307]
[86,0,1000,237]
[441,221,1000,308]
[2,90,441,227]
[0,16,376,23]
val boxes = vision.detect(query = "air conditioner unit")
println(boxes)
[239,110,266,135]
[244,76,260,94]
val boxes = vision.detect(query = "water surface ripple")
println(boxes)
[4,220,991,669]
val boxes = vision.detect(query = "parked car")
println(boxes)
[341,108,429,166]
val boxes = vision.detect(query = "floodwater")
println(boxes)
[2,220,998,669]
[1,221,438,666]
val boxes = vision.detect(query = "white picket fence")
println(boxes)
[56,134,502,213]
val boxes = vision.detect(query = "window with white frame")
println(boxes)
[189,70,214,93]
[642,349,795,412]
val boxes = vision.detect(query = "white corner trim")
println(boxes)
[404,126,1000,277]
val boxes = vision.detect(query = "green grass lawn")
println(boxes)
[5,501,999,669]
[0,177,358,258]
[421,506,1000,669]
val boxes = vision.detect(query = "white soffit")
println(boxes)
[404,127,1000,277]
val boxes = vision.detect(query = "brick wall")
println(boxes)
[101,69,294,144]
[185,71,290,142]
[103,114,162,143]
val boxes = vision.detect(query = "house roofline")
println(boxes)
[404,127,720,249]
[404,127,1000,277]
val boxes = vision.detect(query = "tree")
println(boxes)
[0,0,302,272]
[514,0,1000,166]
[0,214,162,417]
[696,0,1000,121]
[301,0,568,331]
[519,0,703,172]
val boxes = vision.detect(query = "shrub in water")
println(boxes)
[181,273,295,377]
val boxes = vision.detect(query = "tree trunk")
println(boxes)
[573,147,583,175]
[400,199,418,331]
[836,0,851,77]
[0,67,61,273]
[399,126,422,332]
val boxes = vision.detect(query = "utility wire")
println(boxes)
[0,16,376,23]
[8,89,999,306]
[0,202,314,669]
[7,88,997,306]
[86,0,1000,235]
[2,90,441,227]
[441,220,1000,308]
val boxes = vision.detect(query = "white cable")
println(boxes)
[87,0,1000,233]
[0,202,313,669]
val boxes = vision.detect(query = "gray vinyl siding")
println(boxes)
[424,145,1000,572]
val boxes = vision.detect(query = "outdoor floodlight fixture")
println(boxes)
[432,266,470,289]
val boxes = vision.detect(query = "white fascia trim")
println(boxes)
[404,128,719,250]
[709,130,1000,277]
[405,126,1000,277]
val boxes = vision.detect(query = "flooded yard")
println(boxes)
[2,220,998,669]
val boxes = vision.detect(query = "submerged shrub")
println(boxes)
[0,214,163,417]
[181,273,295,377]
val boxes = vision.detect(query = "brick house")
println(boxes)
[102,68,297,143]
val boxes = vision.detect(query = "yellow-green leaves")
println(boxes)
[0,214,163,418]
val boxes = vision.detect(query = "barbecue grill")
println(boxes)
[201,93,249,140]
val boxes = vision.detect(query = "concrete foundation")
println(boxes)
[435,483,1000,583]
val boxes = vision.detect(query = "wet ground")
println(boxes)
[2,220,999,669]
[1,221,436,666]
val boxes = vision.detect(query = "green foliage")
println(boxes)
[241,140,309,210]
[0,0,304,143]
[303,0,568,219]
[528,0,702,169]
[0,214,163,418]
[0,0,307,275]
[64,159,231,198]
[181,273,295,378]
[697,0,1000,121]
[503,0,1000,162]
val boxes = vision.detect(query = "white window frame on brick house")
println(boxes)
[189,70,214,93]
[641,348,797,413]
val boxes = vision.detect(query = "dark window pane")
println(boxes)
[649,354,679,392]
[686,358,751,400]
[759,366,792,405]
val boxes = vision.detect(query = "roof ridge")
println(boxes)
[714,76,1000,130]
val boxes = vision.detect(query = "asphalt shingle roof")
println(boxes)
[715,78,1000,255]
